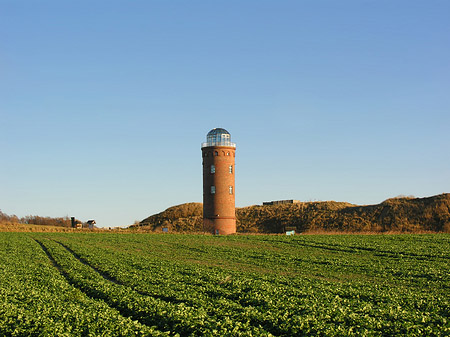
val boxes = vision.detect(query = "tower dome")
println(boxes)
[202,128,236,148]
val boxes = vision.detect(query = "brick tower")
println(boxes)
[202,128,236,235]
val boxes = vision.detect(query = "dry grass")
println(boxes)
[135,193,450,234]
[0,223,110,233]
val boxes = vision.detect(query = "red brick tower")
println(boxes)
[202,128,236,235]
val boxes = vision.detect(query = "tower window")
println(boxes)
[229,165,233,174]
[211,165,215,173]
[226,152,230,156]
[214,151,218,156]
[211,186,216,194]
[229,186,233,194]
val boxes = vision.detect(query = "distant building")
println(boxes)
[71,216,83,228]
[263,200,300,206]
[87,220,96,229]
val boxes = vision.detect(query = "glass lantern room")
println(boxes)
[202,128,236,148]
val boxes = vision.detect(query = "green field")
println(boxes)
[0,233,449,336]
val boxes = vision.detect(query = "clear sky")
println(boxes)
[1,1,449,228]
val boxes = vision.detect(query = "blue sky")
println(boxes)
[1,1,449,227]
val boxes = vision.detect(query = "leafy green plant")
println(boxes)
[1,232,449,336]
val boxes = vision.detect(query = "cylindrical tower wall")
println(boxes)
[202,145,236,235]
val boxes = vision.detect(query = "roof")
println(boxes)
[202,127,236,148]
[207,128,230,137]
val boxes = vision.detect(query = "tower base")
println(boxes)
[203,218,236,235]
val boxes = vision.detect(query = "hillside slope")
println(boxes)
[138,203,203,232]
[136,194,450,233]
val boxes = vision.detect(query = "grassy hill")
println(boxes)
[137,203,203,232]
[136,194,450,233]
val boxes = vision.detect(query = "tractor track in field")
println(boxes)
[33,238,283,336]
[34,239,65,275]
[54,242,298,336]
[53,240,121,285]
[53,240,193,305]
[33,238,171,334]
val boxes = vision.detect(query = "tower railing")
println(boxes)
[202,141,236,148]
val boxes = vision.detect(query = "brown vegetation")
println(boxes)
[135,194,450,233]
[0,210,84,231]
[136,203,203,232]
[0,223,77,232]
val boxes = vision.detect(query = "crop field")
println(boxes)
[0,233,449,336]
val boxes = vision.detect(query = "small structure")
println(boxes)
[263,200,300,206]
[87,220,96,229]
[71,217,85,229]
[285,225,297,235]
